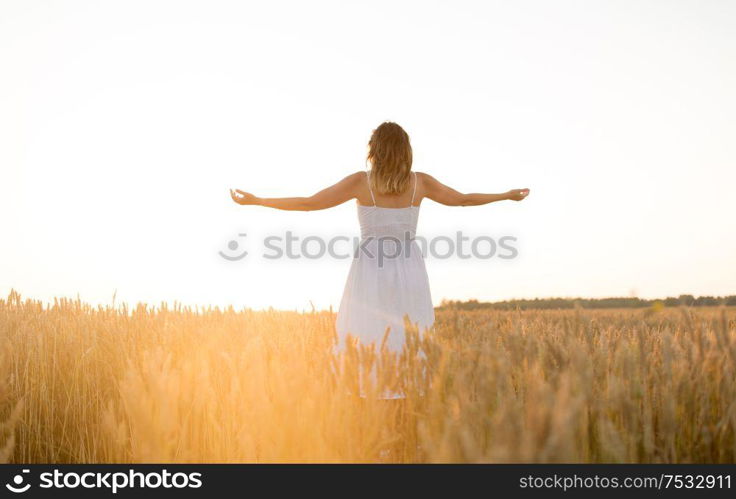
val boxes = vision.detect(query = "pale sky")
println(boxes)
[1,0,735,311]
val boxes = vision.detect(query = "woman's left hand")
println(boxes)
[230,189,258,205]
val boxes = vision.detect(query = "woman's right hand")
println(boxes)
[230,189,259,205]
[507,188,530,201]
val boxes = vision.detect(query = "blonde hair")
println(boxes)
[366,122,413,195]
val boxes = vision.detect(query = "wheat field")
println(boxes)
[1,289,734,463]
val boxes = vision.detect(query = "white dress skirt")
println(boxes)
[334,171,435,397]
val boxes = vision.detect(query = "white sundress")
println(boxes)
[335,171,435,354]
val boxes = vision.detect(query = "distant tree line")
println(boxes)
[438,294,736,311]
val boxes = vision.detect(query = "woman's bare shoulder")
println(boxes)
[415,171,438,184]
[332,171,365,186]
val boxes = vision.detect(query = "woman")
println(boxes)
[230,121,529,361]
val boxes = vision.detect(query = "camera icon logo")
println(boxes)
[5,469,31,493]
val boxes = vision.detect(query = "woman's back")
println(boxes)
[335,170,434,356]
[356,170,421,209]
[357,171,420,240]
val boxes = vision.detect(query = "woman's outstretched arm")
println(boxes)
[421,173,529,206]
[230,172,361,211]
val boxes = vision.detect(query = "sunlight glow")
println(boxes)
[1,0,734,309]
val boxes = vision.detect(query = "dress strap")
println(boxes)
[365,170,377,206]
[410,171,417,206]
